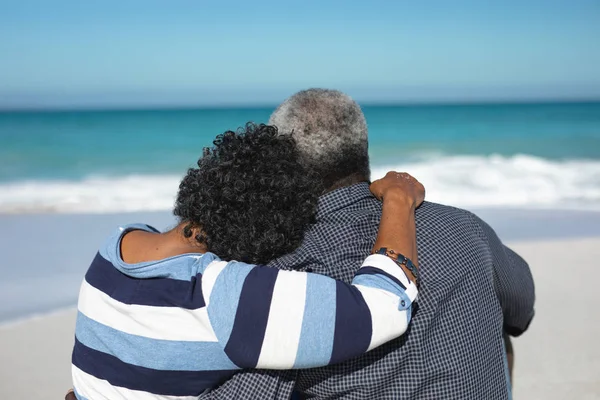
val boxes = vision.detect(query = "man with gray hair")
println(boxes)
[269,89,371,191]
[201,89,535,399]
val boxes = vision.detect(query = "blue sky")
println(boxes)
[1,0,599,108]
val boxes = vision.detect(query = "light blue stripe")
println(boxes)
[111,252,218,281]
[352,273,403,297]
[75,312,239,371]
[73,388,89,400]
[206,261,254,345]
[293,273,336,368]
[352,274,412,311]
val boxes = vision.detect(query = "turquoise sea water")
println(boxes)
[1,102,599,212]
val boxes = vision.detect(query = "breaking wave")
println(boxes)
[1,154,599,213]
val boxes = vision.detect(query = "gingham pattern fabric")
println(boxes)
[201,182,535,400]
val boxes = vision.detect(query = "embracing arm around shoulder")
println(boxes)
[203,254,417,369]
[203,171,424,370]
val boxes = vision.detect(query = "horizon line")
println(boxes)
[2,96,600,113]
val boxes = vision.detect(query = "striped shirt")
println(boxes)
[72,223,418,399]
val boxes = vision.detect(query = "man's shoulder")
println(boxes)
[314,196,482,238]
[416,201,478,224]
[414,202,490,247]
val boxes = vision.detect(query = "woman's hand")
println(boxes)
[370,171,425,209]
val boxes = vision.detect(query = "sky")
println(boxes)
[0,0,599,109]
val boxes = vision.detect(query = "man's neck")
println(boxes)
[324,173,369,193]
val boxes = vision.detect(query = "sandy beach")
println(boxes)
[1,210,599,399]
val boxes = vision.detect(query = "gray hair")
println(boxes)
[269,89,370,188]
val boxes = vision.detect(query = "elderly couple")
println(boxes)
[69,89,535,400]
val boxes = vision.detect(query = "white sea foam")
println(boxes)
[0,175,180,214]
[0,154,599,213]
[372,154,600,210]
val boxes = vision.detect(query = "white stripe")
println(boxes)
[256,270,307,369]
[354,284,409,352]
[360,254,418,301]
[78,280,217,342]
[200,260,228,306]
[72,365,200,400]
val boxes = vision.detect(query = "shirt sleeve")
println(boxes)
[201,254,418,370]
[470,212,536,336]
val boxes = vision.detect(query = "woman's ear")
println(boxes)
[180,222,208,252]
[190,225,203,241]
[181,222,195,239]
[189,224,208,246]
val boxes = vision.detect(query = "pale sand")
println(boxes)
[1,237,599,399]
[0,308,76,399]
[509,238,600,400]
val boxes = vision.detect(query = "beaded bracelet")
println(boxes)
[373,247,420,287]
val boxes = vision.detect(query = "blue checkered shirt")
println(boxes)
[200,182,535,400]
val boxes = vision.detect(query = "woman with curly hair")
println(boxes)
[70,123,424,399]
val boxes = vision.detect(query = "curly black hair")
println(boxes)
[174,123,322,265]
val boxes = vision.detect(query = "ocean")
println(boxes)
[2,101,600,323]
[1,101,600,213]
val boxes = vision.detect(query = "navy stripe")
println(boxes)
[144,224,160,233]
[72,338,235,396]
[224,265,278,368]
[355,266,407,290]
[330,280,372,364]
[85,253,205,309]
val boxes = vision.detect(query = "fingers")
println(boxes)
[369,171,425,206]
[385,171,413,181]
[413,180,426,207]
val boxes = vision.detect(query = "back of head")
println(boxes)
[174,123,321,265]
[269,89,370,190]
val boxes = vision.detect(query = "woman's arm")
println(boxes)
[204,172,424,370]
[370,171,424,284]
